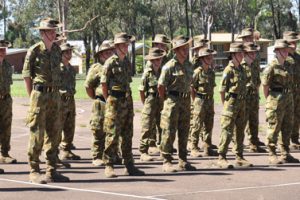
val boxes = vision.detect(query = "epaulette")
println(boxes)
[162,59,176,71]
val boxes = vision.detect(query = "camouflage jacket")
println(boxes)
[262,57,294,91]
[290,51,300,91]
[101,54,132,92]
[0,59,13,95]
[85,62,104,96]
[139,61,161,95]
[158,56,193,93]
[219,61,247,95]
[22,41,62,87]
[60,63,76,96]
[241,59,261,92]
[192,66,215,96]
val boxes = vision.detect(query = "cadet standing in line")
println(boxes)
[189,47,218,157]
[139,48,166,162]
[22,18,69,184]
[262,39,299,164]
[238,28,266,152]
[158,35,196,172]
[85,40,115,166]
[0,40,17,168]
[58,43,81,161]
[283,31,300,149]
[218,43,252,169]
[101,32,145,178]
[148,34,171,153]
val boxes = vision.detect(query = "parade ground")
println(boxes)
[1,97,300,200]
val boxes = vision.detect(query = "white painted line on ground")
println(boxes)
[147,181,300,198]
[0,177,166,200]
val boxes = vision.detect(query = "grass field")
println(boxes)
[11,74,266,104]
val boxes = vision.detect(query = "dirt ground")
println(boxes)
[1,97,300,200]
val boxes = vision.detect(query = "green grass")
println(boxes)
[11,74,266,104]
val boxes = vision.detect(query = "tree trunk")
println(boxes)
[83,34,91,74]
[185,0,190,37]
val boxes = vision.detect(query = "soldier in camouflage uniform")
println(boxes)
[139,48,166,161]
[58,43,81,161]
[85,40,115,167]
[148,34,171,153]
[101,32,145,178]
[262,39,299,164]
[158,35,196,172]
[238,28,266,152]
[0,40,16,172]
[218,43,252,168]
[189,47,218,158]
[22,18,69,184]
[283,31,300,150]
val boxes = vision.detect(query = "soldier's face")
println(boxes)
[233,52,244,63]
[116,43,129,56]
[100,50,114,62]
[276,48,289,60]
[245,52,256,62]
[242,36,253,42]
[201,55,213,65]
[152,58,162,67]
[62,50,72,61]
[176,44,189,59]
[0,48,6,59]
[40,29,57,43]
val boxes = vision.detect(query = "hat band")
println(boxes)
[229,48,243,52]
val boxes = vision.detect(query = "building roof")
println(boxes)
[7,48,28,55]
[200,33,272,44]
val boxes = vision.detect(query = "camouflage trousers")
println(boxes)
[245,92,260,145]
[27,90,61,173]
[291,92,300,143]
[218,97,246,157]
[189,98,214,149]
[103,95,134,165]
[90,99,106,160]
[0,94,12,155]
[266,93,293,155]
[139,95,163,153]
[59,96,76,152]
[160,95,191,162]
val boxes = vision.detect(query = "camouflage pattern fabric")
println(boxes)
[139,61,163,153]
[189,66,215,149]
[85,63,106,160]
[291,51,300,143]
[59,64,76,151]
[158,57,193,162]
[218,61,247,157]
[0,60,13,155]
[101,55,134,165]
[22,41,62,172]
[262,57,294,156]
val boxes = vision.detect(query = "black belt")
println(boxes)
[61,95,74,101]
[147,92,159,97]
[95,95,106,102]
[168,91,190,98]
[196,93,213,100]
[0,93,10,100]
[270,88,290,94]
[33,84,59,93]
[228,93,245,100]
[109,90,126,98]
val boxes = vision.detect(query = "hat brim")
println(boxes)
[152,41,170,45]
[0,42,11,48]
[144,52,167,60]
[172,38,193,50]
[94,46,115,57]
[198,50,217,58]
[274,45,293,50]
[237,34,253,39]
[61,46,75,52]
[33,23,63,30]
[114,35,136,44]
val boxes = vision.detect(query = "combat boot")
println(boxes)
[217,154,234,169]
[235,156,253,167]
[113,155,123,165]
[92,159,104,167]
[210,144,218,150]
[140,153,154,161]
[45,171,70,183]
[249,144,267,153]
[177,161,196,171]
[190,147,202,157]
[29,172,47,184]
[0,153,17,164]
[290,140,300,150]
[257,140,265,146]
[280,154,300,163]
[124,163,145,176]
[104,164,118,178]
[60,150,81,160]
[56,160,71,169]
[162,161,177,173]
[203,143,218,156]
[0,168,4,174]
[148,146,160,155]
[268,145,282,165]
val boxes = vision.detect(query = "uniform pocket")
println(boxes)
[90,100,104,130]
[26,107,40,128]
